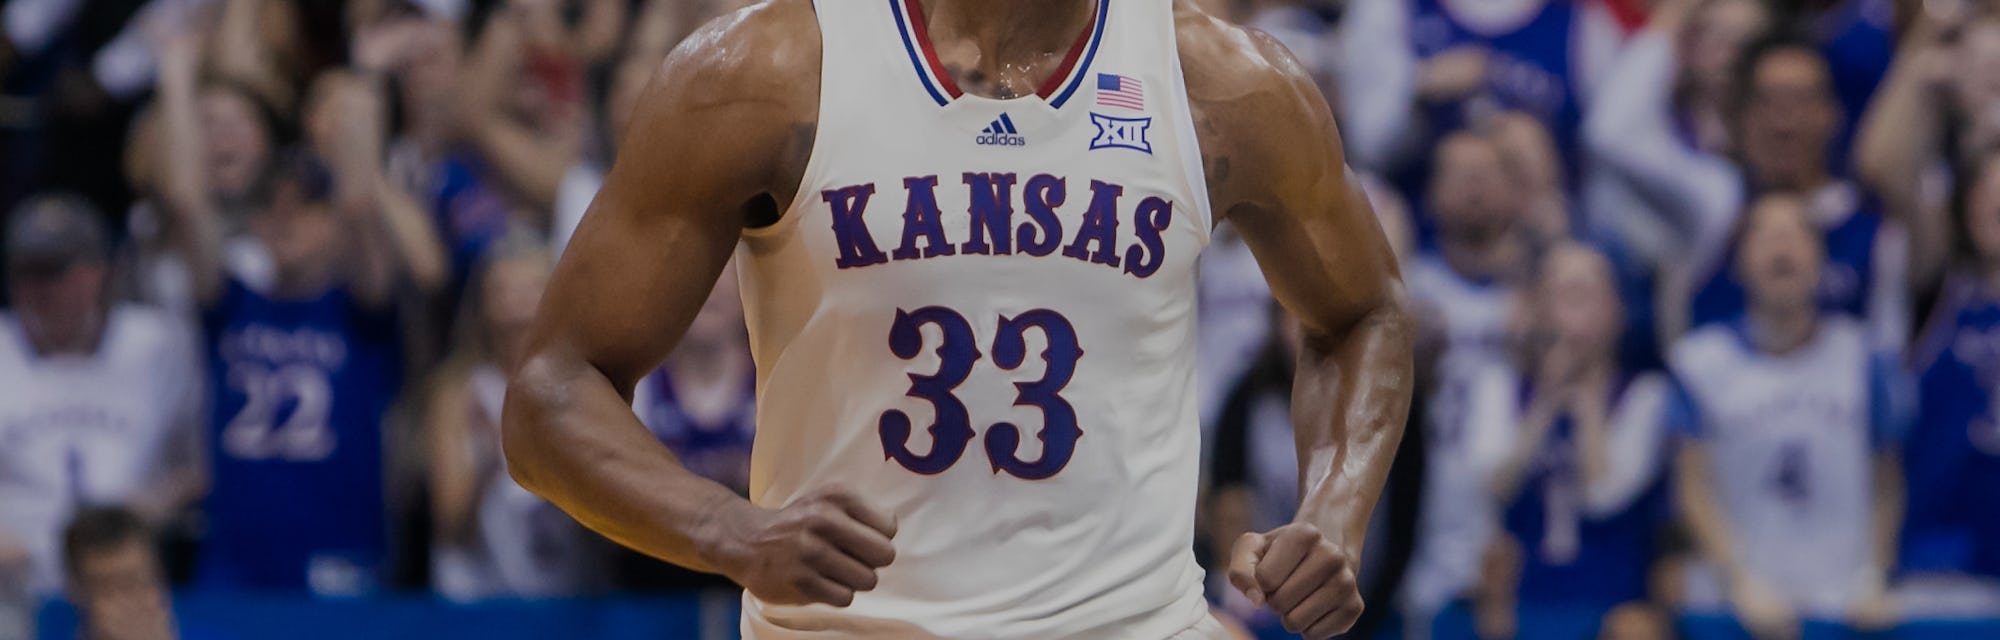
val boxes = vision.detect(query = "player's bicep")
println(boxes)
[1225,101,1400,336]
[1205,29,1402,338]
[1234,171,1401,338]
[544,171,742,389]
[534,25,798,389]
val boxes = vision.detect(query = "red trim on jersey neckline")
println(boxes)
[900,0,963,99]
[896,0,1102,105]
[1036,5,1099,99]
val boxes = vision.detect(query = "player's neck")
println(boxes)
[921,0,1097,77]
[1746,302,1818,356]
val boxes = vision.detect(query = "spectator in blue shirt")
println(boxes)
[155,57,444,593]
[1474,243,1673,639]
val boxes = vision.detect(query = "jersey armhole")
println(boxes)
[1165,16,1216,245]
[742,0,829,242]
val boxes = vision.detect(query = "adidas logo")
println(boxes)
[976,113,1027,147]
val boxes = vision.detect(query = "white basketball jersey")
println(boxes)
[0,305,203,594]
[735,1,1213,637]
[1668,317,1881,616]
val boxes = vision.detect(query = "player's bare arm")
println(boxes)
[501,0,898,609]
[1178,7,1415,639]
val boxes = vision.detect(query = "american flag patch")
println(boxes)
[1095,73,1144,111]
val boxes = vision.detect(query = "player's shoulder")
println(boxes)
[654,0,821,109]
[1172,1,1341,209]
[1172,1,1325,120]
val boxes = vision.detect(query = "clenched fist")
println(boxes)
[710,485,898,607]
[1227,523,1364,640]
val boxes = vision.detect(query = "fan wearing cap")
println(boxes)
[0,195,207,599]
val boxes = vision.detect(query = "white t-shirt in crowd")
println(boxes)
[0,305,205,595]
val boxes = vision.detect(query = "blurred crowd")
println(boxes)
[1,0,1999,638]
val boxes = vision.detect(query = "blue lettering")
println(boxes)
[1062,180,1123,268]
[1123,197,1171,278]
[1017,175,1066,257]
[893,176,957,260]
[960,173,1017,255]
[824,184,889,269]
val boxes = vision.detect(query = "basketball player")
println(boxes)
[502,2,1412,639]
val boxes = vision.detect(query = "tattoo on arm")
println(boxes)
[1207,156,1232,183]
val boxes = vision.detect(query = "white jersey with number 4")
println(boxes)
[735,0,1215,638]
[1668,316,1896,617]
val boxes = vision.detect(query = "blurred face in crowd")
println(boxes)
[1489,112,1569,242]
[252,178,342,289]
[71,540,173,640]
[1429,132,1524,245]
[1966,154,2000,266]
[512,65,563,133]
[482,251,552,371]
[198,88,273,204]
[303,74,349,158]
[1738,47,1839,191]
[8,259,108,354]
[398,21,464,136]
[1737,194,1825,313]
[1683,0,1768,95]
[1535,243,1623,356]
